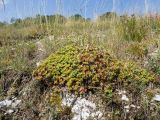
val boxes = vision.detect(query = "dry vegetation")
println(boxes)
[0,13,160,120]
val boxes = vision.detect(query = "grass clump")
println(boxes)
[127,43,148,58]
[0,41,36,72]
[120,16,149,42]
[148,49,160,75]
[33,45,154,94]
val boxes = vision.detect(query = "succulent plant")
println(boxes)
[33,45,155,94]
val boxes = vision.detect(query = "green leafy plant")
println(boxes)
[104,85,113,98]
[33,45,154,94]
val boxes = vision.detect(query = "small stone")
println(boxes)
[36,62,41,67]
[130,104,136,108]
[124,105,130,109]
[0,97,21,109]
[95,111,103,119]
[121,95,129,102]
[62,93,104,120]
[5,109,14,115]
[11,100,21,108]
[126,109,130,113]
[117,90,126,95]
[0,99,12,108]
[153,94,160,102]
[137,106,140,109]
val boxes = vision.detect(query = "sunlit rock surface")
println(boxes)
[62,93,104,120]
[0,97,21,114]
[153,94,160,102]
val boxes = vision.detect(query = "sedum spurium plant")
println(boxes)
[33,45,155,94]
